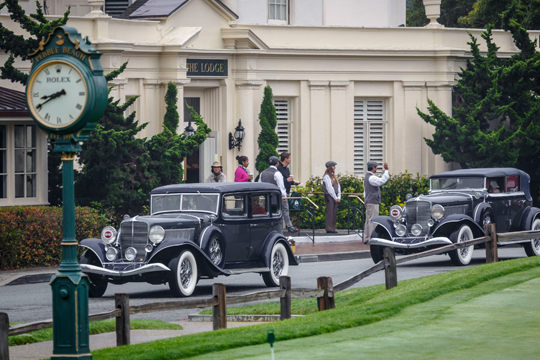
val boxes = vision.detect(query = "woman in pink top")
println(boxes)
[234,155,253,182]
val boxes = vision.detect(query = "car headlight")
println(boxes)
[106,247,118,261]
[101,226,117,244]
[411,223,423,236]
[395,224,407,237]
[389,205,403,221]
[149,225,165,244]
[125,247,137,261]
[431,204,445,220]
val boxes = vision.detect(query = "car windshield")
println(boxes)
[431,177,485,191]
[151,193,219,214]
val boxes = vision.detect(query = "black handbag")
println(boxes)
[288,191,304,212]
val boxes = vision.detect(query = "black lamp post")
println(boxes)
[184,120,195,136]
[229,119,245,150]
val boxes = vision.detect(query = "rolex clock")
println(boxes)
[25,26,107,141]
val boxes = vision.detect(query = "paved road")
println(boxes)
[0,247,530,324]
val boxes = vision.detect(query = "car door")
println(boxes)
[487,177,509,232]
[220,193,250,262]
[248,193,273,260]
[506,176,526,231]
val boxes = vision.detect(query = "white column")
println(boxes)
[143,79,160,138]
[329,81,350,172]
[107,79,127,103]
[402,81,424,175]
[426,81,453,174]
[308,81,329,176]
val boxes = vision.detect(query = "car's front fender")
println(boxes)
[79,238,106,266]
[261,232,298,267]
[198,225,226,255]
[432,214,485,239]
[473,202,493,225]
[519,207,540,230]
[371,216,395,238]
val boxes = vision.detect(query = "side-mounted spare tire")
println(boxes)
[80,251,108,298]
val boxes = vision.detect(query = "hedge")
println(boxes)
[0,206,108,269]
[292,171,430,230]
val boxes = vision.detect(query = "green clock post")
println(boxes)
[25,26,108,359]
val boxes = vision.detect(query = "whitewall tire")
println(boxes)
[168,249,198,297]
[263,242,289,287]
[449,225,474,266]
[524,219,540,257]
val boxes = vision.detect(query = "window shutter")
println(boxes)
[354,100,385,175]
[274,99,290,154]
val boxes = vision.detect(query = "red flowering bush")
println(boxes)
[0,206,108,269]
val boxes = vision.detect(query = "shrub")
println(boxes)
[0,206,108,269]
[293,171,430,229]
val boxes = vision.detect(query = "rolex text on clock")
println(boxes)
[27,60,88,129]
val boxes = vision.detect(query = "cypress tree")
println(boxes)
[162,82,179,133]
[255,86,279,175]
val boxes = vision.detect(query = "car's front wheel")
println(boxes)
[263,242,289,287]
[370,245,385,264]
[449,224,474,266]
[168,249,198,297]
[80,251,108,298]
[524,219,540,257]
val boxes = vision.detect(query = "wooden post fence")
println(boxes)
[0,313,8,360]
[485,223,498,263]
[317,276,335,311]
[280,276,292,320]
[384,247,397,289]
[115,293,130,346]
[213,283,227,330]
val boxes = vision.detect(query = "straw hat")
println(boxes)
[211,161,222,168]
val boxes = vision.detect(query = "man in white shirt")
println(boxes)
[258,156,288,211]
[364,161,389,242]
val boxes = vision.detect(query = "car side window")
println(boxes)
[222,194,247,218]
[251,194,268,217]
[506,176,519,192]
[270,193,281,216]
[488,177,504,193]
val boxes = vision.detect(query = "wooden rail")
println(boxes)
[3,223,540,360]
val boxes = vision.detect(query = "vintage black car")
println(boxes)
[368,168,540,265]
[78,182,297,297]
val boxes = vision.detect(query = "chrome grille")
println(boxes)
[119,221,148,262]
[406,200,431,236]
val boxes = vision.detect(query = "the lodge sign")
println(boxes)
[187,59,228,77]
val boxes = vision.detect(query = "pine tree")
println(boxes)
[162,82,179,133]
[407,0,429,27]
[418,14,540,201]
[255,86,279,176]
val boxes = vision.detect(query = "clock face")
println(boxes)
[28,60,88,129]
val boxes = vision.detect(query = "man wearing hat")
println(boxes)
[364,161,389,242]
[206,161,227,183]
[259,156,289,225]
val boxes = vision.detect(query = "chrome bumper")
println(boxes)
[367,237,453,249]
[80,263,170,277]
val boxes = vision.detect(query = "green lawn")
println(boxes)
[91,256,540,360]
[9,319,182,346]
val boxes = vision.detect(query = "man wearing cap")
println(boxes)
[258,156,289,222]
[206,161,227,183]
[364,161,389,242]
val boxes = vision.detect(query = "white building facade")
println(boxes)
[0,0,528,205]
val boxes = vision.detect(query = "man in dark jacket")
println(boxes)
[278,152,300,233]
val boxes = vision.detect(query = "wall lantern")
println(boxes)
[229,119,245,150]
[184,120,195,136]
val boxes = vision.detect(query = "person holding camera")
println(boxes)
[364,161,389,242]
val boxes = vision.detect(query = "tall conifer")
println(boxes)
[255,86,279,175]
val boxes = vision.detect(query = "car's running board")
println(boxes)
[228,267,270,274]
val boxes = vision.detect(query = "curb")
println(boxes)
[1,273,56,287]
[295,250,370,263]
[188,314,304,322]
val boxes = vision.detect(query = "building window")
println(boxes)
[274,99,290,154]
[353,100,385,175]
[14,124,37,198]
[268,0,287,21]
[0,125,6,199]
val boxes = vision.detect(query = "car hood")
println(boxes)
[411,192,474,206]
[125,214,201,228]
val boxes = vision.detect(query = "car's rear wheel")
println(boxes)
[449,224,474,266]
[168,249,198,297]
[80,251,108,298]
[370,245,385,264]
[524,219,540,257]
[205,234,225,268]
[263,242,289,287]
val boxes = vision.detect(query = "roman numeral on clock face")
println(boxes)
[44,68,50,75]
[76,104,82,110]
[45,113,50,121]
[57,117,61,124]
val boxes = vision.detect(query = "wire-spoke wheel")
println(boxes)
[263,242,289,287]
[206,235,225,267]
[449,225,474,266]
[168,249,198,297]
[524,219,540,257]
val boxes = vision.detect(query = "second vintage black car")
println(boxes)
[78,182,297,297]
[368,168,540,265]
